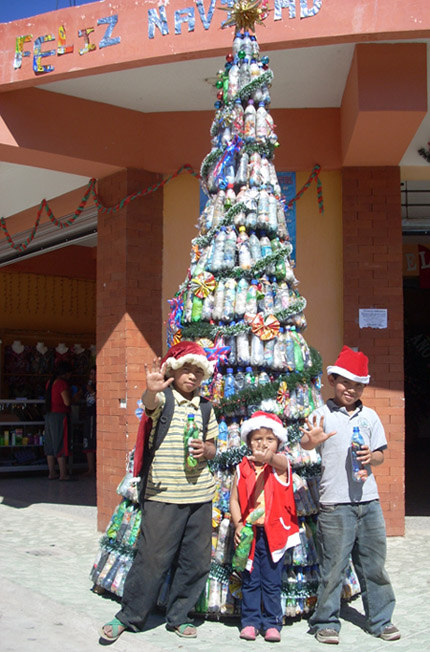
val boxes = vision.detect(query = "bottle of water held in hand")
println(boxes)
[351,425,365,482]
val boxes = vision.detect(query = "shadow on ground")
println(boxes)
[0,473,96,508]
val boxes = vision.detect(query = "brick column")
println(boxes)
[96,169,163,530]
[342,167,404,536]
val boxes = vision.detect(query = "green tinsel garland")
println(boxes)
[181,295,307,339]
[208,444,248,473]
[212,347,322,418]
[193,201,247,248]
[200,146,225,181]
[209,560,233,582]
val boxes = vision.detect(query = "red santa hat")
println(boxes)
[160,341,215,380]
[240,411,287,444]
[327,346,370,384]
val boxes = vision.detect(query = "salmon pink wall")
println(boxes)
[1,0,430,90]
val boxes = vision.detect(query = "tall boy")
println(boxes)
[300,346,400,645]
[100,341,217,644]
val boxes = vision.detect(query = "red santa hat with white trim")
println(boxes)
[160,340,215,380]
[240,411,287,444]
[327,346,370,384]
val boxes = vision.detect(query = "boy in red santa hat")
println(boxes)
[100,341,218,644]
[230,411,300,643]
[300,346,400,645]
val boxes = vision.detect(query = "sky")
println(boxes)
[0,0,97,23]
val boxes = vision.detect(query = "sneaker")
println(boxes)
[240,626,258,641]
[264,628,281,642]
[315,628,340,644]
[378,625,401,641]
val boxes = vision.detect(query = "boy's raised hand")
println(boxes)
[144,357,174,394]
[300,415,336,449]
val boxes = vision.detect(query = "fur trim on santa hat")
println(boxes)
[160,341,215,380]
[240,411,287,444]
[327,345,370,384]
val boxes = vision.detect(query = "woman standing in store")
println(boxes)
[44,361,73,480]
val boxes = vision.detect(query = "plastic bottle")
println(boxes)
[250,33,259,57]
[235,153,248,187]
[211,227,227,273]
[260,232,272,257]
[268,237,281,275]
[273,327,287,371]
[263,280,274,312]
[223,227,237,270]
[220,125,232,148]
[257,370,270,385]
[284,329,296,371]
[212,279,226,321]
[183,289,193,323]
[251,333,264,366]
[260,155,270,185]
[222,278,237,322]
[264,338,275,368]
[249,232,262,266]
[234,367,245,393]
[228,418,241,448]
[244,366,255,387]
[244,99,256,141]
[215,514,231,563]
[232,31,242,56]
[212,190,226,229]
[200,201,215,234]
[235,277,249,318]
[256,102,268,141]
[228,62,239,99]
[242,30,252,56]
[257,186,270,229]
[217,417,229,453]
[224,368,235,398]
[225,182,236,204]
[351,426,365,482]
[274,281,290,311]
[249,58,260,80]
[268,194,278,234]
[226,331,237,366]
[191,294,203,322]
[236,331,250,365]
[184,413,199,469]
[245,279,258,314]
[237,226,252,270]
[239,57,251,90]
[245,210,257,231]
[248,151,261,187]
[233,208,246,229]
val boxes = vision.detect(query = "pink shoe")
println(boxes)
[265,628,281,642]
[240,626,258,640]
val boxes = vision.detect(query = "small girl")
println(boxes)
[230,411,300,642]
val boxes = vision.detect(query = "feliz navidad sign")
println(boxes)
[13,0,322,75]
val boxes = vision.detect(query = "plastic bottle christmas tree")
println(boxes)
[165,2,330,618]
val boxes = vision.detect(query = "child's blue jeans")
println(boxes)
[310,500,396,636]
[241,527,284,632]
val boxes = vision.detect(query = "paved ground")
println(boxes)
[0,475,429,651]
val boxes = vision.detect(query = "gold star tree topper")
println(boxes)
[219,0,270,32]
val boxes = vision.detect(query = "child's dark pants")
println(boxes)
[116,500,212,631]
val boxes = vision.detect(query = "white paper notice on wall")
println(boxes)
[359,309,387,329]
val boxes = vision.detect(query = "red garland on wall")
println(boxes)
[0,163,323,253]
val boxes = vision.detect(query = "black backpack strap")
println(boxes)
[199,398,213,442]
[139,387,175,502]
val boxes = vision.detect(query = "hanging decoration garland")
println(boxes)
[0,164,199,253]
[1,162,324,253]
